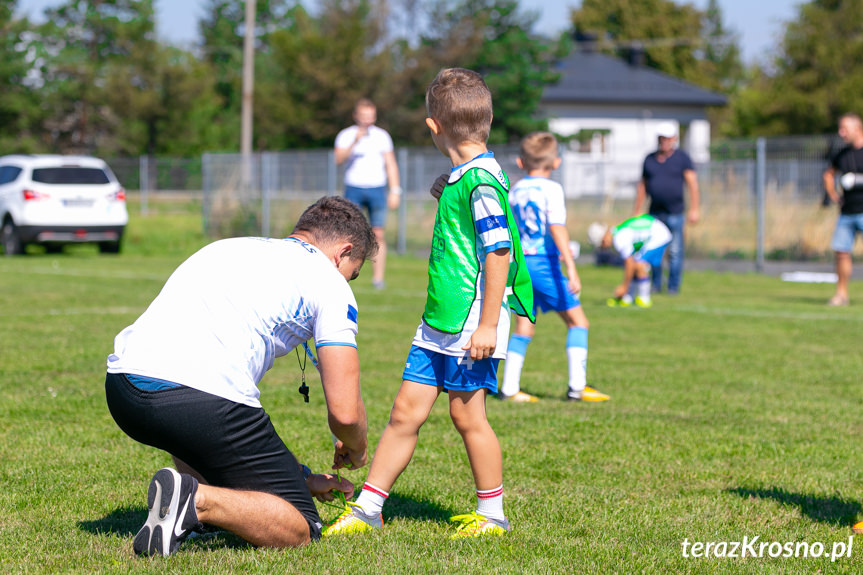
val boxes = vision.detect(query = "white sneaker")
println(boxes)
[133,468,201,556]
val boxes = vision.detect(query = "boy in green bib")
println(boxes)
[324,68,534,538]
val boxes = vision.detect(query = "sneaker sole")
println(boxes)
[322,504,383,536]
[500,392,539,403]
[568,393,611,402]
[133,468,195,557]
[449,514,511,538]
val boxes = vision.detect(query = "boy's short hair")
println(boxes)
[292,196,379,262]
[520,132,559,171]
[425,68,492,144]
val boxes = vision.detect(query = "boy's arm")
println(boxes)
[614,257,637,298]
[549,224,580,294]
[463,247,509,360]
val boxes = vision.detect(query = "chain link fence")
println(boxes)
[108,136,860,266]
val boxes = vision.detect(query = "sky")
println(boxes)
[16,0,799,65]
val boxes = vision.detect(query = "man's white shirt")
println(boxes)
[107,237,358,408]
[335,125,393,188]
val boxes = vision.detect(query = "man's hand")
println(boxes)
[332,438,368,470]
[429,173,448,200]
[307,473,355,502]
[687,207,700,224]
[387,190,401,210]
[613,284,627,299]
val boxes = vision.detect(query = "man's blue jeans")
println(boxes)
[650,212,685,293]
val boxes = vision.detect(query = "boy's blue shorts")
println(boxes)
[526,255,580,314]
[635,244,669,268]
[402,345,500,393]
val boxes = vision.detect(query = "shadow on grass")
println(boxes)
[384,493,455,523]
[77,506,250,551]
[777,295,837,306]
[78,505,144,538]
[728,486,862,526]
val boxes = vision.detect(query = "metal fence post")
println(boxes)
[261,152,272,237]
[139,155,149,216]
[327,150,337,196]
[201,153,211,235]
[756,137,766,273]
[398,147,408,254]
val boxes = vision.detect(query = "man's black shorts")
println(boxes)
[105,372,322,540]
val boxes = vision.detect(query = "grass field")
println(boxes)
[2,207,863,574]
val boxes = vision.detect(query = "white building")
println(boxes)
[540,47,727,198]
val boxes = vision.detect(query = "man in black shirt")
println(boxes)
[633,122,700,294]
[823,113,863,306]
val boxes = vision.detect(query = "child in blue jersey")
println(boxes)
[324,68,534,538]
[502,132,610,403]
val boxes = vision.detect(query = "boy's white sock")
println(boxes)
[354,482,388,517]
[636,278,651,302]
[501,335,531,397]
[566,326,588,393]
[475,485,505,522]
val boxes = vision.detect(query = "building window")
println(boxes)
[571,129,610,155]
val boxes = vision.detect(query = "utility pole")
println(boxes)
[241,0,256,187]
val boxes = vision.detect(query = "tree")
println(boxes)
[260,0,393,149]
[570,0,741,94]
[411,0,565,144]
[0,0,45,153]
[260,0,565,148]
[36,0,158,154]
[735,0,863,136]
[200,0,297,151]
[103,44,224,156]
[701,0,744,94]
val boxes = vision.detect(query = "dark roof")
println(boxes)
[543,50,728,107]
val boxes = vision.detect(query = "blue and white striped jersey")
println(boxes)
[508,176,567,256]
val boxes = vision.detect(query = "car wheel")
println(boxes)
[98,240,121,254]
[1,218,23,256]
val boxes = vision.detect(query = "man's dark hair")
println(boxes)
[292,196,378,261]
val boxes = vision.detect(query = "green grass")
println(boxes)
[2,208,863,573]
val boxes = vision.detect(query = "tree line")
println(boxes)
[0,0,856,158]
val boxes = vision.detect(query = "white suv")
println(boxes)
[0,155,128,255]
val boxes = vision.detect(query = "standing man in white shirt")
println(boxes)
[104,196,376,557]
[335,98,402,289]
